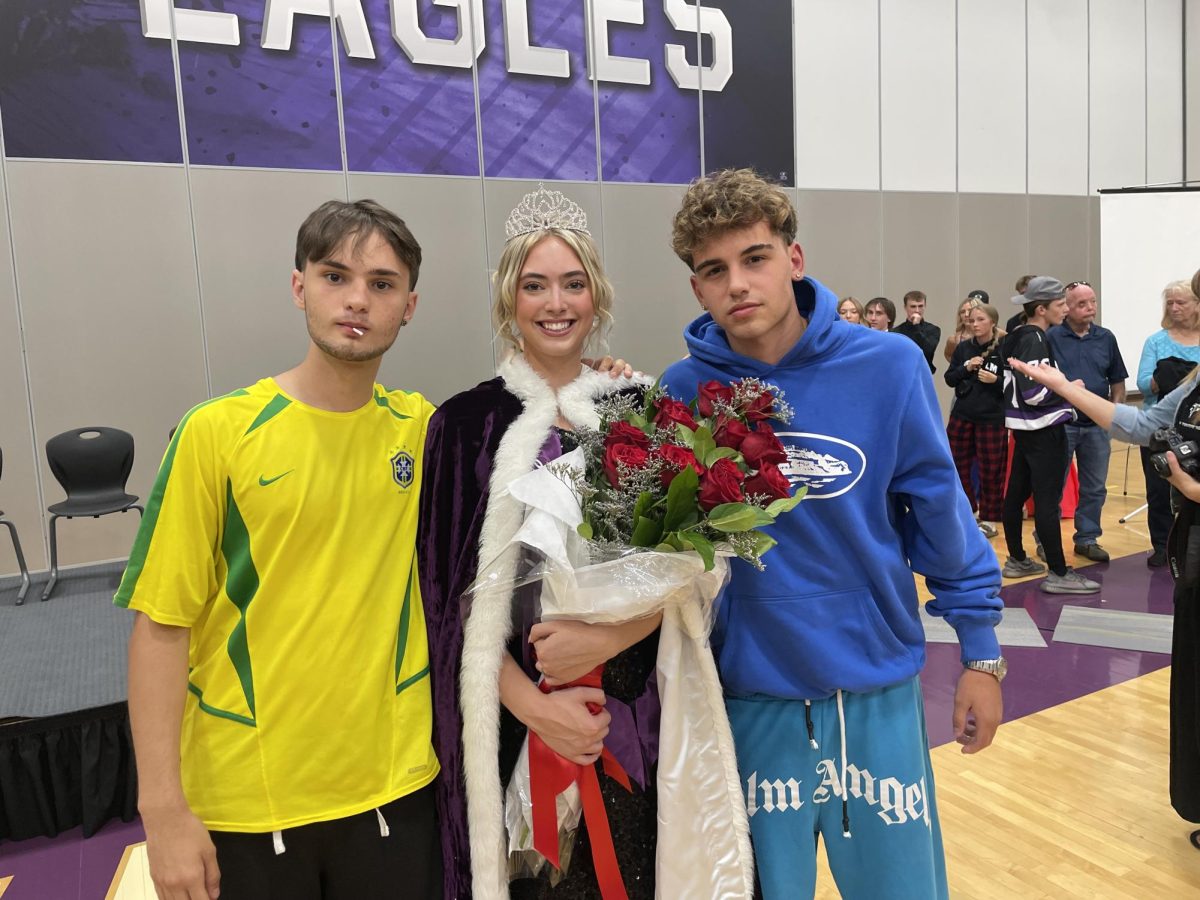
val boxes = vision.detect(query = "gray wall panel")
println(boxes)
[351,174,495,406]
[1027,195,1091,290]
[189,168,347,398]
[600,184,693,378]
[0,157,44,576]
[794,189,883,301]
[957,193,1029,318]
[7,161,207,567]
[881,192,959,415]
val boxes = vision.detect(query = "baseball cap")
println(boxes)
[967,289,989,304]
[1011,276,1066,305]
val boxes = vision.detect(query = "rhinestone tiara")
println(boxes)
[504,184,590,241]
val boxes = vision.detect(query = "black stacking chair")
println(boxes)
[41,427,143,601]
[0,448,31,605]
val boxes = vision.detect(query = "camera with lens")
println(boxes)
[1149,427,1200,479]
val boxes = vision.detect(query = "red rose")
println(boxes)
[656,444,704,489]
[605,420,650,451]
[653,397,699,432]
[741,428,787,469]
[604,442,650,488]
[714,418,750,450]
[697,457,745,511]
[742,389,776,423]
[744,462,792,501]
[697,380,735,417]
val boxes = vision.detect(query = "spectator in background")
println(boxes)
[1046,281,1127,563]
[1005,275,1035,333]
[894,290,941,373]
[864,296,895,332]
[1000,276,1100,594]
[1138,280,1200,567]
[838,296,865,324]
[945,303,1006,539]
[943,296,983,364]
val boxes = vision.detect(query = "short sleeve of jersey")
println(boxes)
[114,400,231,626]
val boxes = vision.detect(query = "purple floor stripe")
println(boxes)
[0,818,144,900]
[921,550,1173,748]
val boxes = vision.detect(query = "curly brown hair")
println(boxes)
[671,169,797,269]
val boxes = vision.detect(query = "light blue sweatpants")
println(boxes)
[726,677,948,900]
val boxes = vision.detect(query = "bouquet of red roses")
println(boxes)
[488,378,802,899]
[573,377,805,570]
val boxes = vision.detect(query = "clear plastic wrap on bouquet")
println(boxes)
[463,449,733,886]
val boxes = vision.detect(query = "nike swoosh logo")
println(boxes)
[258,471,293,486]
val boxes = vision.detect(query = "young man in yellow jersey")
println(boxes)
[116,201,441,900]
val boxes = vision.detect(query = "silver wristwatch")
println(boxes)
[964,657,1008,683]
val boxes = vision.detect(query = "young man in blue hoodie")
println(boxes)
[660,170,1004,900]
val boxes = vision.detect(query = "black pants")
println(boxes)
[1142,446,1174,552]
[209,786,441,900]
[1003,426,1070,575]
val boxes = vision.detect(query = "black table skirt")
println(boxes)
[0,702,137,842]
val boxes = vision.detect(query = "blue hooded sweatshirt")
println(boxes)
[661,277,1002,700]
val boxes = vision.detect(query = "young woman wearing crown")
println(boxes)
[416,186,751,899]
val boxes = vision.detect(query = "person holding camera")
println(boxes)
[1010,344,1200,848]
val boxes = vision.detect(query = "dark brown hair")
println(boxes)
[294,199,422,288]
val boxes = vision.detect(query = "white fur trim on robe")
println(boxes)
[458,354,753,899]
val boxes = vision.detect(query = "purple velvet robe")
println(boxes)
[418,378,523,899]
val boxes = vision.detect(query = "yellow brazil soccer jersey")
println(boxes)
[114,378,438,832]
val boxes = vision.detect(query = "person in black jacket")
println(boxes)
[945,303,1006,538]
[894,290,941,373]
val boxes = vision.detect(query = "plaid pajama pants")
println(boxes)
[945,416,1007,523]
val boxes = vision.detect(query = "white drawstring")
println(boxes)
[836,689,852,838]
[272,830,286,855]
[376,807,390,838]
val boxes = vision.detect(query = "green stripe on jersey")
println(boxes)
[114,389,249,608]
[221,479,260,718]
[188,681,257,727]
[245,393,291,435]
[396,666,429,695]
[374,389,411,420]
[394,558,415,684]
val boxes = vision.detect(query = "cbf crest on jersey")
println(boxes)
[390,449,415,489]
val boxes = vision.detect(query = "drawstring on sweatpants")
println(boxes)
[804,699,819,749]
[376,807,391,837]
[836,689,851,838]
[272,831,286,855]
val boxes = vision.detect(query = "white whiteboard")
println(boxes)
[1100,190,1200,394]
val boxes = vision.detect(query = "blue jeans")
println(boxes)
[1064,423,1111,546]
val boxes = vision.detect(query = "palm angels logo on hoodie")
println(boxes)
[774,433,866,499]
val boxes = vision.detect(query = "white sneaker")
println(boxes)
[978,521,998,539]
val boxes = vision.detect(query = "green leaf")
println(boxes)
[703,446,739,467]
[576,521,594,540]
[765,487,807,518]
[632,490,655,522]
[692,426,717,464]
[630,413,651,433]
[706,502,775,533]
[631,515,664,547]
[745,529,778,557]
[674,423,696,449]
[679,530,717,571]
[654,542,678,553]
[662,466,700,532]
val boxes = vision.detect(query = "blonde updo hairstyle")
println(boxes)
[493,228,615,353]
